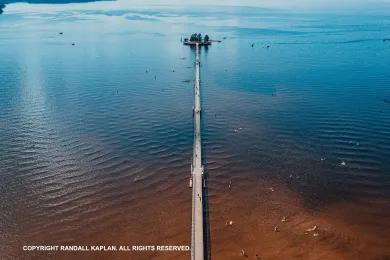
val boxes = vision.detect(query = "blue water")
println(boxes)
[0,2,390,259]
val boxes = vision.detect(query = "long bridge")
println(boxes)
[190,43,205,260]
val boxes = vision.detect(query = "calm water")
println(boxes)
[0,2,390,259]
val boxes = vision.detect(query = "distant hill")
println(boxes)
[0,0,112,14]
[1,0,110,3]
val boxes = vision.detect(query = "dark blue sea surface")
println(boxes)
[0,2,389,259]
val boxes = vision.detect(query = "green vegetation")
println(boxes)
[185,33,211,44]
[190,33,202,42]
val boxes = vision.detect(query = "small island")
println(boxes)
[183,33,211,46]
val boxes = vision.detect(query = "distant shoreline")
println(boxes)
[0,0,113,14]
[1,0,111,3]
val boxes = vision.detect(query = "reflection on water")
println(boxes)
[0,2,389,259]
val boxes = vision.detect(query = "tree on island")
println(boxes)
[189,33,205,42]
[188,33,210,43]
[190,33,197,42]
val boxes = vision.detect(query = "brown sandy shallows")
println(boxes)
[6,152,390,260]
[6,167,390,260]
[206,173,390,260]
[10,174,192,260]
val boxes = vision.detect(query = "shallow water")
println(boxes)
[0,2,390,259]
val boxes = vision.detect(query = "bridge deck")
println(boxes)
[191,43,205,260]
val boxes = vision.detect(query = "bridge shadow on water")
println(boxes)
[200,46,211,260]
[203,169,211,260]
[201,45,211,260]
